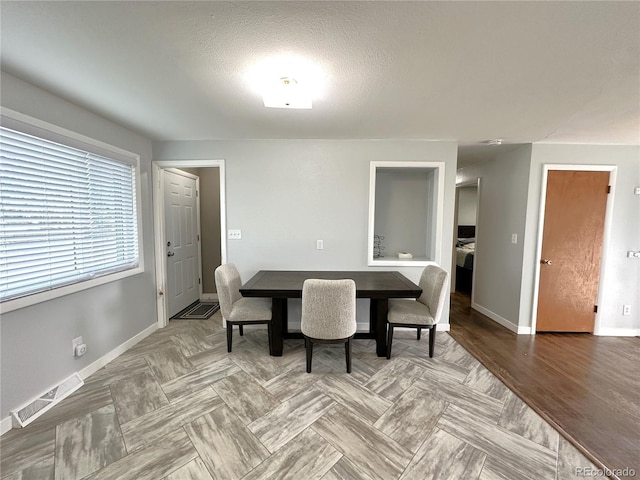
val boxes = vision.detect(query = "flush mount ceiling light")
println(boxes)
[246,54,325,110]
[262,76,312,109]
[487,139,503,146]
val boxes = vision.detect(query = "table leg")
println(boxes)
[371,298,389,357]
[270,298,287,356]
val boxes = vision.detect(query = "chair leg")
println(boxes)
[429,325,436,358]
[345,338,352,373]
[417,327,422,340]
[227,322,233,353]
[386,324,394,360]
[239,324,244,336]
[305,337,313,373]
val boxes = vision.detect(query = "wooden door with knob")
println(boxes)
[536,170,610,332]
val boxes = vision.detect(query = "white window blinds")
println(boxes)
[0,126,139,303]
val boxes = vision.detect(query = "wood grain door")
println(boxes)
[536,170,609,332]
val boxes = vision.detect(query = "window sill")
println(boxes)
[0,266,144,314]
[368,257,435,267]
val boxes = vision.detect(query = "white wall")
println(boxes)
[458,143,640,335]
[457,145,532,330]
[523,144,640,333]
[0,72,157,420]
[457,186,478,226]
[152,139,458,326]
[375,169,430,258]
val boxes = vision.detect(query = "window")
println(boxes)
[0,111,143,311]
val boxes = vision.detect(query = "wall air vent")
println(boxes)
[11,373,83,428]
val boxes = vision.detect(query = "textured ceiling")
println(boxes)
[1,1,639,165]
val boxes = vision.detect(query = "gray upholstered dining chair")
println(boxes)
[214,263,272,354]
[301,279,357,373]
[386,264,449,359]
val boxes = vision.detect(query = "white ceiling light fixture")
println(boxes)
[262,76,312,109]
[246,54,326,110]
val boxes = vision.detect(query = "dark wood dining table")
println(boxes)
[239,270,422,357]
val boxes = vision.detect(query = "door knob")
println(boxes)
[167,251,175,257]
[540,259,553,265]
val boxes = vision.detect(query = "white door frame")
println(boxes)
[530,164,617,335]
[152,160,227,328]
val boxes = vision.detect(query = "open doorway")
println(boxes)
[152,160,227,328]
[453,180,479,300]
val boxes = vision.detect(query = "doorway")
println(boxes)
[164,168,200,317]
[152,160,227,328]
[533,165,616,333]
[453,180,480,301]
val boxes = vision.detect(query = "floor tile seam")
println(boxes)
[237,426,343,480]
[107,382,137,452]
[476,451,490,480]
[213,370,281,405]
[432,423,519,480]
[217,396,282,430]
[411,376,505,422]
[394,412,449,480]
[313,375,394,412]
[151,426,201,480]
[443,402,559,458]
[308,384,384,427]
[157,359,234,400]
[437,405,558,477]
[120,387,223,454]
[401,357,471,384]
[84,365,151,389]
[495,394,561,454]
[227,357,281,385]
[139,358,172,408]
[327,403,416,469]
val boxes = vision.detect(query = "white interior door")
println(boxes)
[164,169,200,317]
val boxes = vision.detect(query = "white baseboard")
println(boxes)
[201,293,218,302]
[1,323,158,437]
[79,323,158,380]
[594,328,640,337]
[471,302,531,334]
[1,415,12,436]
[438,323,451,332]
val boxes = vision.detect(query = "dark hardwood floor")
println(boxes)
[448,292,640,480]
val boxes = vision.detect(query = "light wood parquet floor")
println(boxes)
[1,309,606,480]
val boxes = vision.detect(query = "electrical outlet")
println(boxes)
[316,239,324,250]
[627,251,640,258]
[511,234,517,244]
[622,305,631,316]
[228,229,242,240]
[72,336,83,355]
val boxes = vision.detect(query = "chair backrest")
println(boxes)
[301,279,357,340]
[417,265,449,324]
[214,263,243,320]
